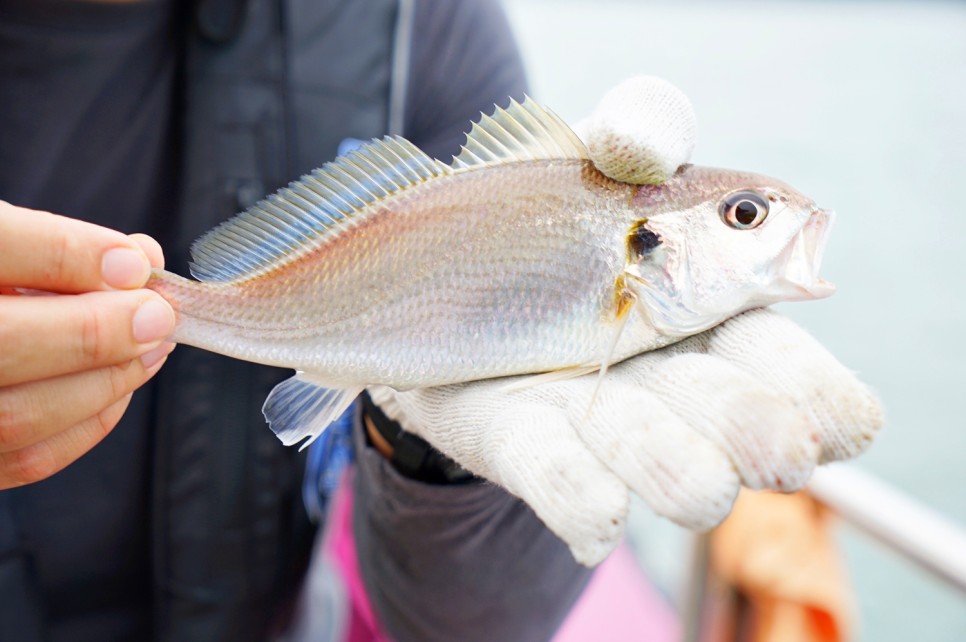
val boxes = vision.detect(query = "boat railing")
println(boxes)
[680,464,966,642]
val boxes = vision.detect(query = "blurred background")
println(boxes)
[504,1,966,640]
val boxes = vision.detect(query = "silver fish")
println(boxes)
[147,98,834,446]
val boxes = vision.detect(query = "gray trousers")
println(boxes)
[285,419,593,642]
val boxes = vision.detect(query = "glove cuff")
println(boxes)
[360,392,476,485]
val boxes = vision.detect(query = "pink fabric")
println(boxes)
[322,473,679,642]
[554,542,679,642]
[323,472,392,642]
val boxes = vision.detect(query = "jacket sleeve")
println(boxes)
[351,2,593,641]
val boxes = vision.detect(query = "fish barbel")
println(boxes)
[147,98,835,446]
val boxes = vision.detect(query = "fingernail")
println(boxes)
[102,248,150,289]
[141,342,175,369]
[133,298,175,343]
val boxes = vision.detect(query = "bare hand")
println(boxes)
[0,201,176,488]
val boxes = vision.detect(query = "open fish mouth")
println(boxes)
[774,208,837,300]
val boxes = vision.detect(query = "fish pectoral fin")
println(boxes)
[499,365,602,393]
[583,297,635,420]
[263,373,364,450]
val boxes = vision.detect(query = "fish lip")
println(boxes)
[775,208,837,300]
[796,276,837,299]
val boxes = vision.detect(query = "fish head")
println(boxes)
[621,165,835,335]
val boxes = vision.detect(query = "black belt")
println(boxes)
[360,392,476,485]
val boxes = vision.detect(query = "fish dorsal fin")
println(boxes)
[187,98,586,282]
[188,136,452,282]
[451,96,589,170]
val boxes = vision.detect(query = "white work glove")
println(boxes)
[369,77,882,566]
[574,75,696,185]
[369,309,882,566]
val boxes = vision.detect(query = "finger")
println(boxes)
[645,353,821,491]
[0,290,175,387]
[0,345,172,452]
[372,383,627,566]
[568,380,738,530]
[129,233,165,269]
[0,392,133,489]
[707,308,884,463]
[0,202,151,292]
[481,403,629,566]
[604,331,714,385]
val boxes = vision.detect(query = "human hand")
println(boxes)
[368,308,882,565]
[365,77,882,565]
[0,201,176,488]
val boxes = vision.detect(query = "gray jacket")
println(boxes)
[0,1,588,640]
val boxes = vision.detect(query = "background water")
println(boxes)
[504,1,966,640]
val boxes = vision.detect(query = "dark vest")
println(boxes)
[152,1,403,639]
[1,1,527,639]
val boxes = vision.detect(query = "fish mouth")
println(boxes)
[774,208,836,300]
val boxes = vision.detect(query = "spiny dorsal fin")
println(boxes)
[451,96,588,169]
[189,136,452,282]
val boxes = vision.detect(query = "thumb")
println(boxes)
[582,75,697,184]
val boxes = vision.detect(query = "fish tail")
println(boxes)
[145,268,222,342]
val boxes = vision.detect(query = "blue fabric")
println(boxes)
[337,137,366,156]
[302,402,357,524]
[300,137,367,524]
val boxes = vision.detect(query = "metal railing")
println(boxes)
[681,464,966,642]
[806,465,966,593]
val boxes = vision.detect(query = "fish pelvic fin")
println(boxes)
[188,136,452,283]
[451,96,588,170]
[263,373,364,451]
[499,364,602,393]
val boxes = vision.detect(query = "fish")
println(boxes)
[146,97,835,447]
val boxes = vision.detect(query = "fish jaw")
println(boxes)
[769,208,837,302]
[622,199,838,337]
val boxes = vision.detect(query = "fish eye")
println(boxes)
[720,190,769,230]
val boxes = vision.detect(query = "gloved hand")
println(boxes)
[369,76,881,565]
[368,308,882,566]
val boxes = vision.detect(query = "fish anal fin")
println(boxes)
[263,373,364,450]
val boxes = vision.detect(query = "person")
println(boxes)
[0,1,882,641]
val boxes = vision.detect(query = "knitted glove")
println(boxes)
[369,308,882,566]
[368,77,881,565]
[573,75,697,184]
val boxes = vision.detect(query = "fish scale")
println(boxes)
[147,97,835,447]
